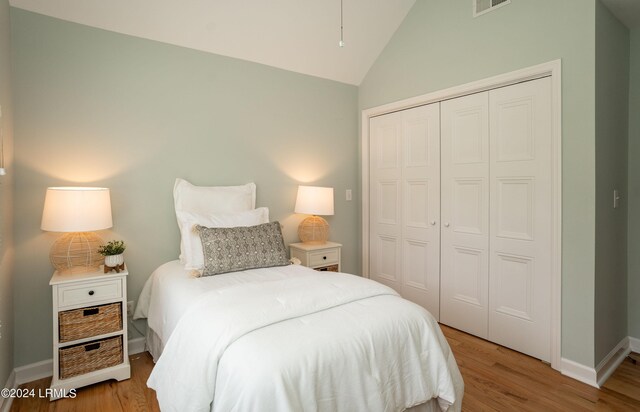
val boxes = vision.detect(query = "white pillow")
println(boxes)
[174,178,256,214]
[177,207,270,270]
[174,178,257,261]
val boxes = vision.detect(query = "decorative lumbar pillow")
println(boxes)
[173,178,257,262]
[196,221,290,277]
[177,207,270,271]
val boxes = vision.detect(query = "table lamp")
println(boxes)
[41,187,113,274]
[295,185,334,244]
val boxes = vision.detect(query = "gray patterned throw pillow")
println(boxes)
[196,221,290,276]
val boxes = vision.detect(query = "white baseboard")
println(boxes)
[596,337,631,387]
[562,336,638,388]
[560,357,598,387]
[11,337,147,386]
[128,337,146,356]
[0,369,16,412]
[14,359,53,385]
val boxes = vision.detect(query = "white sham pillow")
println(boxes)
[173,178,256,214]
[173,178,257,261]
[176,207,270,270]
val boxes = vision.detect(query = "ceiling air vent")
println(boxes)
[474,0,511,17]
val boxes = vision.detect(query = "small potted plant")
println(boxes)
[98,240,126,272]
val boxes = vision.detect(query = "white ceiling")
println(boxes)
[600,0,640,29]
[9,0,416,85]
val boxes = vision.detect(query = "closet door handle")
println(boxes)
[430,221,436,226]
[444,223,450,228]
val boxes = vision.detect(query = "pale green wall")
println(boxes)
[628,28,640,340]
[0,0,14,388]
[594,0,629,365]
[10,9,359,366]
[359,0,597,366]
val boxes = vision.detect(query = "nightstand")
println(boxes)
[49,267,131,400]
[290,242,342,272]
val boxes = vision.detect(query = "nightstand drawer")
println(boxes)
[57,279,122,308]
[59,335,124,380]
[59,302,123,342]
[309,249,339,267]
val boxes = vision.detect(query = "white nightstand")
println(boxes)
[289,242,342,272]
[49,267,131,400]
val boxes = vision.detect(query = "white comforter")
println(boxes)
[144,266,461,412]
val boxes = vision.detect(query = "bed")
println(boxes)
[133,179,464,411]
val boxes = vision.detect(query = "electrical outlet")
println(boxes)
[127,301,134,317]
[346,189,352,201]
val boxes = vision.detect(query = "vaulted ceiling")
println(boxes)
[8,1,640,86]
[9,0,416,85]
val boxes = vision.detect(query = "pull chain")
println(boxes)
[339,0,345,47]
[0,106,5,176]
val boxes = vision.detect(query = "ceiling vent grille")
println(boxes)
[474,0,511,17]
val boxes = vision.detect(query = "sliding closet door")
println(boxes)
[488,77,552,362]
[440,92,490,338]
[369,103,441,318]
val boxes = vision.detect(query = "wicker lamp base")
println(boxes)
[50,232,105,274]
[298,215,330,244]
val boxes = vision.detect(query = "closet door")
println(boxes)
[440,92,490,338]
[369,103,441,317]
[488,77,552,362]
[370,111,403,295]
[401,104,441,317]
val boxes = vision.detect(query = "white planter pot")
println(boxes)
[104,253,124,267]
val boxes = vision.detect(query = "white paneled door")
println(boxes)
[439,78,552,361]
[369,103,441,318]
[366,69,558,365]
[440,92,490,339]
[488,77,552,362]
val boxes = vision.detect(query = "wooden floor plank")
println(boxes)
[9,329,640,411]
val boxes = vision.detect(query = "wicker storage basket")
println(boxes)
[316,264,339,272]
[59,303,122,343]
[59,336,123,380]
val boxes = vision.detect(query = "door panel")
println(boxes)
[452,178,484,235]
[405,179,429,228]
[378,180,400,225]
[370,112,402,292]
[451,246,484,306]
[440,92,490,338]
[369,103,441,318]
[488,77,552,362]
[376,235,399,283]
[496,178,534,240]
[404,239,430,289]
[401,104,441,318]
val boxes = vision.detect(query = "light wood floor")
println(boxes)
[10,325,640,411]
[442,326,640,411]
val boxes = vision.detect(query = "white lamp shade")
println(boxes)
[295,185,334,216]
[41,187,113,232]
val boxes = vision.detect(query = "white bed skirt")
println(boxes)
[146,326,163,363]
